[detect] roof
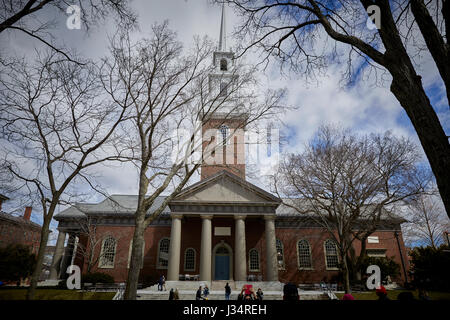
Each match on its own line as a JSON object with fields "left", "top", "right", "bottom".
{"left": 173, "top": 170, "right": 281, "bottom": 203}
{"left": 276, "top": 198, "right": 406, "bottom": 222}
{"left": 54, "top": 195, "right": 170, "bottom": 220}
{"left": 0, "top": 211, "right": 42, "bottom": 230}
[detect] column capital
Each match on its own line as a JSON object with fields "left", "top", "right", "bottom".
{"left": 200, "top": 214, "right": 213, "bottom": 220}
{"left": 171, "top": 213, "right": 184, "bottom": 219}
{"left": 234, "top": 215, "right": 246, "bottom": 220}
{"left": 263, "top": 215, "right": 277, "bottom": 221}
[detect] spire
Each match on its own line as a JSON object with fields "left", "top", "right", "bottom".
{"left": 218, "top": 2, "right": 226, "bottom": 51}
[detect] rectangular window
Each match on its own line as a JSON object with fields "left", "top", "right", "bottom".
{"left": 368, "top": 236, "right": 379, "bottom": 244}
{"left": 367, "top": 249, "right": 386, "bottom": 258}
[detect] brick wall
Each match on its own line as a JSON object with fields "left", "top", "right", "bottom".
{"left": 76, "top": 218, "right": 410, "bottom": 285}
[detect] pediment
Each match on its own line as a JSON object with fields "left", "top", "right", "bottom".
{"left": 173, "top": 170, "right": 280, "bottom": 204}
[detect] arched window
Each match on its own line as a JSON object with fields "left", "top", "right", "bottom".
{"left": 157, "top": 238, "right": 170, "bottom": 269}
{"left": 248, "top": 249, "right": 260, "bottom": 272}
{"left": 184, "top": 248, "right": 196, "bottom": 271}
{"left": 276, "top": 239, "right": 285, "bottom": 269}
{"left": 297, "top": 239, "right": 312, "bottom": 269}
{"left": 219, "top": 125, "right": 229, "bottom": 145}
{"left": 128, "top": 239, "right": 145, "bottom": 269}
{"left": 220, "top": 58, "right": 228, "bottom": 71}
{"left": 99, "top": 236, "right": 117, "bottom": 268}
{"left": 324, "top": 239, "right": 339, "bottom": 270}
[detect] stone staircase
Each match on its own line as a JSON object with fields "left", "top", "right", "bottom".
{"left": 136, "top": 280, "right": 330, "bottom": 300}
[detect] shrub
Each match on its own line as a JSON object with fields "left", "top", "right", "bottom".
{"left": 358, "top": 256, "right": 401, "bottom": 283}
{"left": 0, "top": 244, "right": 36, "bottom": 282}
{"left": 82, "top": 272, "right": 114, "bottom": 284}
{"left": 410, "top": 245, "right": 450, "bottom": 291}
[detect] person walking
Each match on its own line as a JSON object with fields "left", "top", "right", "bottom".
{"left": 225, "top": 282, "right": 231, "bottom": 300}
{"left": 162, "top": 275, "right": 167, "bottom": 291}
{"left": 203, "top": 285, "right": 210, "bottom": 299}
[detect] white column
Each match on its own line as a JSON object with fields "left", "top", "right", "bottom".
{"left": 200, "top": 215, "right": 213, "bottom": 282}
{"left": 49, "top": 230, "right": 66, "bottom": 280}
{"left": 234, "top": 215, "right": 247, "bottom": 281}
{"left": 167, "top": 214, "right": 183, "bottom": 281}
{"left": 264, "top": 215, "right": 278, "bottom": 281}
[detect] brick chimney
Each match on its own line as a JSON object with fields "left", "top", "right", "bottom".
{"left": 24, "top": 206, "right": 32, "bottom": 220}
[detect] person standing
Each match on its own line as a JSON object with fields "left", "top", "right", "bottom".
{"left": 196, "top": 286, "right": 203, "bottom": 300}
{"left": 174, "top": 288, "right": 180, "bottom": 300}
{"left": 203, "top": 285, "right": 210, "bottom": 299}
{"left": 169, "top": 288, "right": 174, "bottom": 300}
{"left": 158, "top": 275, "right": 164, "bottom": 291}
{"left": 256, "top": 288, "right": 264, "bottom": 300}
{"left": 162, "top": 275, "right": 167, "bottom": 291}
{"left": 225, "top": 282, "right": 231, "bottom": 300}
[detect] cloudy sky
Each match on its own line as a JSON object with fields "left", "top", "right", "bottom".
{"left": 1, "top": 0, "right": 448, "bottom": 238}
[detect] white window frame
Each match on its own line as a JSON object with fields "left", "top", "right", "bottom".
{"left": 276, "top": 239, "right": 285, "bottom": 270}
{"left": 297, "top": 239, "right": 313, "bottom": 270}
{"left": 366, "top": 249, "right": 387, "bottom": 258}
{"left": 99, "top": 236, "right": 117, "bottom": 269}
{"left": 324, "top": 239, "right": 340, "bottom": 270}
{"left": 157, "top": 237, "right": 170, "bottom": 269}
{"left": 184, "top": 248, "right": 196, "bottom": 272}
{"left": 248, "top": 248, "right": 260, "bottom": 272}
{"left": 367, "top": 236, "right": 380, "bottom": 244}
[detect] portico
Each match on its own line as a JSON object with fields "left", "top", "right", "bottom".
{"left": 166, "top": 170, "right": 281, "bottom": 283}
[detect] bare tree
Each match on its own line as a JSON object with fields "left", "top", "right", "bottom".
{"left": 69, "top": 215, "right": 130, "bottom": 275}
{"left": 100, "top": 22, "right": 286, "bottom": 299}
{"left": 0, "top": 0, "right": 136, "bottom": 63}
{"left": 403, "top": 190, "right": 450, "bottom": 249}
{"left": 0, "top": 51, "right": 129, "bottom": 299}
{"left": 273, "top": 125, "right": 426, "bottom": 293}
{"left": 218, "top": 0, "right": 450, "bottom": 219}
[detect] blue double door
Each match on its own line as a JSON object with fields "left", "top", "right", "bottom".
{"left": 214, "top": 255, "right": 230, "bottom": 280}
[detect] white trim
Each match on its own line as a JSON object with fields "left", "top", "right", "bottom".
{"left": 156, "top": 237, "right": 170, "bottom": 269}
{"left": 248, "top": 248, "right": 260, "bottom": 272}
{"left": 184, "top": 247, "right": 196, "bottom": 272}
{"left": 276, "top": 238, "right": 285, "bottom": 270}
{"left": 297, "top": 239, "right": 313, "bottom": 270}
{"left": 99, "top": 236, "right": 117, "bottom": 269}
{"left": 324, "top": 239, "right": 339, "bottom": 270}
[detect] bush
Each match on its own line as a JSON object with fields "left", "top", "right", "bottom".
{"left": 82, "top": 272, "right": 114, "bottom": 284}
{"left": 358, "top": 256, "right": 401, "bottom": 283}
{"left": 410, "top": 245, "right": 450, "bottom": 291}
{"left": 0, "top": 244, "right": 36, "bottom": 282}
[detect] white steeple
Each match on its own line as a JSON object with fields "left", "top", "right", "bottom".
{"left": 218, "top": 2, "right": 227, "bottom": 52}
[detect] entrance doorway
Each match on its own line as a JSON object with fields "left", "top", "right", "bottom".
{"left": 212, "top": 242, "right": 233, "bottom": 280}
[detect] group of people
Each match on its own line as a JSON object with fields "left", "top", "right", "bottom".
{"left": 194, "top": 283, "right": 264, "bottom": 300}
{"left": 236, "top": 284, "right": 264, "bottom": 301}
{"left": 196, "top": 285, "right": 210, "bottom": 300}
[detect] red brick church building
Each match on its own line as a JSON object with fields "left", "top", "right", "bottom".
{"left": 50, "top": 6, "right": 409, "bottom": 288}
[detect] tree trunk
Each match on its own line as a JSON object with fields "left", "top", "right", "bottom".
{"left": 124, "top": 217, "right": 146, "bottom": 300}
{"left": 342, "top": 252, "right": 351, "bottom": 294}
{"left": 26, "top": 213, "right": 52, "bottom": 300}
{"left": 388, "top": 65, "right": 450, "bottom": 218}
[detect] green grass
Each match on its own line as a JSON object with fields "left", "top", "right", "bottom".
{"left": 335, "top": 290, "right": 450, "bottom": 300}
{"left": 0, "top": 289, "right": 115, "bottom": 300}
